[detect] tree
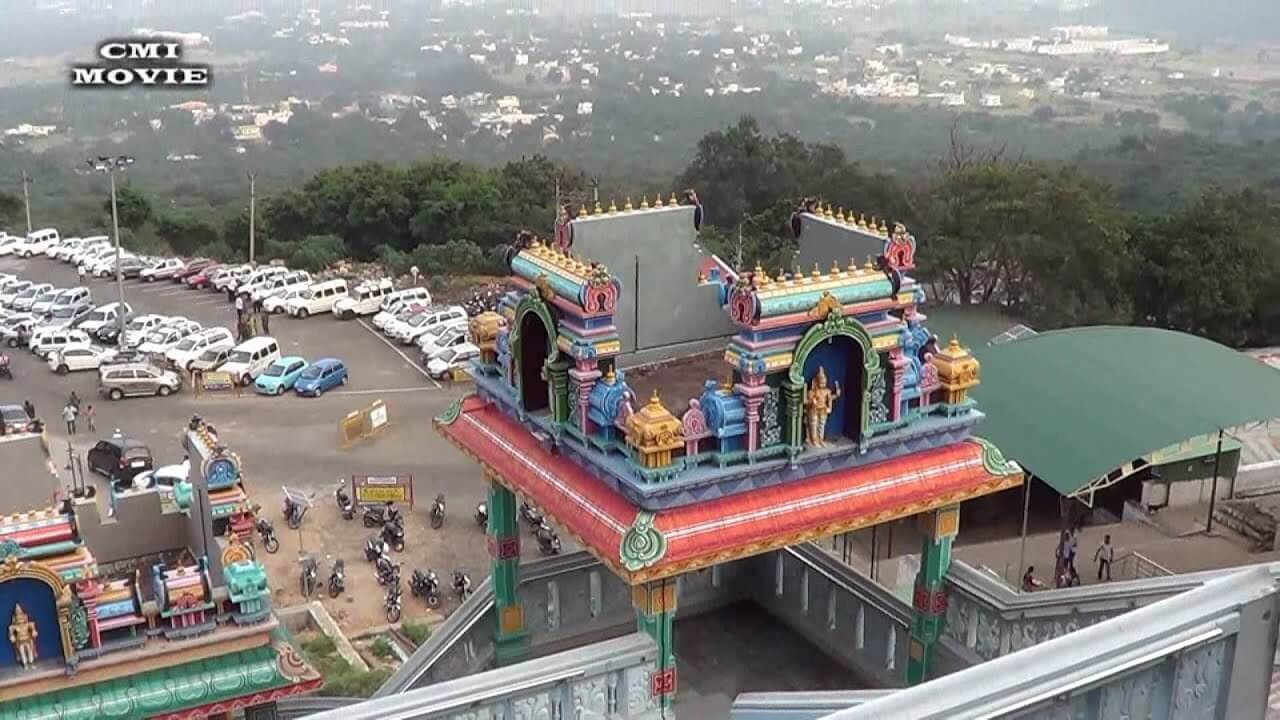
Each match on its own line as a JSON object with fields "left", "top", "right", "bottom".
{"left": 105, "top": 183, "right": 152, "bottom": 230}
{"left": 0, "top": 190, "right": 20, "bottom": 224}
{"left": 289, "top": 234, "right": 346, "bottom": 272}
{"left": 155, "top": 210, "right": 220, "bottom": 256}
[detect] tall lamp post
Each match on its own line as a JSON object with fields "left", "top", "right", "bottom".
{"left": 88, "top": 156, "right": 134, "bottom": 332}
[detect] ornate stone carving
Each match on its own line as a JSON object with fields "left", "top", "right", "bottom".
{"left": 512, "top": 690, "right": 553, "bottom": 720}
{"left": 627, "top": 667, "right": 657, "bottom": 714}
{"left": 868, "top": 368, "right": 888, "bottom": 425}
{"left": 69, "top": 596, "right": 89, "bottom": 650}
{"left": 761, "top": 387, "right": 781, "bottom": 446}
{"left": 436, "top": 396, "right": 467, "bottom": 426}
{"left": 1172, "top": 640, "right": 1226, "bottom": 719}
{"left": 804, "top": 367, "right": 842, "bottom": 448}
{"left": 619, "top": 512, "right": 667, "bottom": 572}
{"left": 1101, "top": 672, "right": 1153, "bottom": 720}
{"left": 971, "top": 436, "right": 1021, "bottom": 477}
{"left": 571, "top": 675, "right": 609, "bottom": 719}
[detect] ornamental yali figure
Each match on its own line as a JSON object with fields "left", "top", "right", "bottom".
{"left": 8, "top": 604, "right": 38, "bottom": 668}
{"left": 804, "top": 366, "right": 842, "bottom": 448}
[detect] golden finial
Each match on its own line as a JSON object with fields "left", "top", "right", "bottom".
{"left": 832, "top": 260, "right": 841, "bottom": 274}
{"left": 641, "top": 195, "right": 650, "bottom": 209}
{"left": 848, "top": 257, "right": 857, "bottom": 271}
{"left": 837, "top": 207, "right": 847, "bottom": 223}
{"left": 812, "top": 263, "right": 821, "bottom": 278}
{"left": 608, "top": 199, "right": 618, "bottom": 214}
{"left": 858, "top": 214, "right": 867, "bottom": 228}
{"left": 794, "top": 265, "right": 802, "bottom": 279}
{"left": 624, "top": 197, "right": 633, "bottom": 211}
{"left": 878, "top": 220, "right": 889, "bottom": 235}
{"left": 777, "top": 268, "right": 787, "bottom": 282}
{"left": 655, "top": 194, "right": 664, "bottom": 208}
{"left": 670, "top": 192, "right": 679, "bottom": 205}
{"left": 864, "top": 255, "right": 876, "bottom": 270}
{"left": 594, "top": 200, "right": 603, "bottom": 215}
{"left": 580, "top": 203, "right": 589, "bottom": 218}
{"left": 719, "top": 373, "right": 734, "bottom": 392}
{"left": 649, "top": 388, "right": 662, "bottom": 405}
{"left": 760, "top": 270, "right": 773, "bottom": 287}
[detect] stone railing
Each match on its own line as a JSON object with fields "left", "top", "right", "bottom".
{"left": 730, "top": 690, "right": 896, "bottom": 720}
{"left": 310, "top": 633, "right": 663, "bottom": 720}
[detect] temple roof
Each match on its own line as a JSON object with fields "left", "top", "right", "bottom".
{"left": 437, "top": 395, "right": 1022, "bottom": 584}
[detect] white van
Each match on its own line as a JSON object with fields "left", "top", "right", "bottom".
{"left": 29, "top": 327, "right": 91, "bottom": 358}
{"left": 165, "top": 326, "right": 235, "bottom": 370}
{"left": 220, "top": 336, "right": 282, "bottom": 385}
{"left": 285, "top": 279, "right": 348, "bottom": 318}
{"left": 48, "top": 287, "right": 92, "bottom": 314}
{"left": 238, "top": 266, "right": 287, "bottom": 294}
{"left": 333, "top": 278, "right": 394, "bottom": 319}
{"left": 77, "top": 302, "right": 132, "bottom": 334}
{"left": 393, "top": 305, "right": 468, "bottom": 345}
{"left": 371, "top": 290, "right": 432, "bottom": 330}
{"left": 43, "top": 235, "right": 75, "bottom": 257}
{"left": 17, "top": 228, "right": 59, "bottom": 257}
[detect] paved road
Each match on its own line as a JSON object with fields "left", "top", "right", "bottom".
{"left": 0, "top": 254, "right": 515, "bottom": 631}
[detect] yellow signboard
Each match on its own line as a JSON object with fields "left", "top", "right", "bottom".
{"left": 352, "top": 474, "right": 414, "bottom": 508}
{"left": 200, "top": 371, "right": 236, "bottom": 391}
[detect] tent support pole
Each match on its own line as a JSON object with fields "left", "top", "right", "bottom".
{"left": 1206, "top": 428, "right": 1224, "bottom": 533}
{"left": 1017, "top": 476, "right": 1031, "bottom": 591}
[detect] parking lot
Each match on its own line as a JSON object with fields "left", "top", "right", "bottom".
{"left": 0, "top": 253, "right": 544, "bottom": 632}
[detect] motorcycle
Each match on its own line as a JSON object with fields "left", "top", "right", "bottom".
{"left": 300, "top": 556, "right": 318, "bottom": 598}
{"left": 474, "top": 502, "right": 487, "bottom": 529}
{"left": 255, "top": 518, "right": 279, "bottom": 554}
{"left": 520, "top": 502, "right": 543, "bottom": 527}
{"left": 335, "top": 482, "right": 354, "bottom": 521}
{"left": 376, "top": 558, "right": 401, "bottom": 587}
{"left": 281, "top": 486, "right": 314, "bottom": 530}
{"left": 363, "top": 501, "right": 400, "bottom": 528}
{"left": 410, "top": 568, "right": 442, "bottom": 608}
{"left": 328, "top": 559, "right": 345, "bottom": 598}
{"left": 0, "top": 353, "right": 11, "bottom": 381}
{"left": 431, "top": 493, "right": 446, "bottom": 530}
{"left": 452, "top": 570, "right": 472, "bottom": 601}
{"left": 364, "top": 536, "right": 389, "bottom": 562}
{"left": 381, "top": 519, "right": 406, "bottom": 552}
{"left": 384, "top": 582, "right": 403, "bottom": 623}
{"left": 535, "top": 522, "right": 562, "bottom": 556}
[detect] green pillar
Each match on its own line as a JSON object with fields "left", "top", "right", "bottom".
{"left": 783, "top": 381, "right": 804, "bottom": 452}
{"left": 546, "top": 357, "right": 571, "bottom": 424}
{"left": 906, "top": 505, "right": 959, "bottom": 686}
{"left": 634, "top": 580, "right": 678, "bottom": 710}
{"left": 486, "top": 476, "right": 529, "bottom": 665}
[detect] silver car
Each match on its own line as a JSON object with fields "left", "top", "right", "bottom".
{"left": 98, "top": 362, "right": 182, "bottom": 400}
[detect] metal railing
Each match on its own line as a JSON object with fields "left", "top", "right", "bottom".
{"left": 1112, "top": 550, "right": 1174, "bottom": 580}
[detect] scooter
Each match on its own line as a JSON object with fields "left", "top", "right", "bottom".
{"left": 474, "top": 502, "right": 487, "bottom": 529}
{"left": 431, "top": 493, "right": 446, "bottom": 530}
{"left": 328, "top": 559, "right": 345, "bottom": 598}
{"left": 300, "top": 556, "right": 318, "bottom": 598}
{"left": 452, "top": 570, "right": 472, "bottom": 601}
{"left": 535, "top": 522, "right": 562, "bottom": 556}
{"left": 281, "top": 487, "right": 314, "bottom": 530}
{"left": 363, "top": 502, "right": 400, "bottom": 528}
{"left": 384, "top": 582, "right": 403, "bottom": 623}
{"left": 365, "top": 536, "right": 389, "bottom": 562}
{"left": 381, "top": 519, "right": 406, "bottom": 552}
{"left": 255, "top": 518, "right": 279, "bottom": 554}
{"left": 335, "top": 482, "right": 354, "bottom": 521}
{"left": 376, "top": 558, "right": 401, "bottom": 587}
{"left": 410, "top": 568, "right": 442, "bottom": 608}
{"left": 520, "top": 502, "right": 543, "bottom": 527}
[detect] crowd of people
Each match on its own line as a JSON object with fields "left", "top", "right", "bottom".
{"left": 1022, "top": 528, "right": 1114, "bottom": 591}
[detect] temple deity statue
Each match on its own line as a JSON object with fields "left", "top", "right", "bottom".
{"left": 8, "top": 604, "right": 37, "bottom": 668}
{"left": 804, "top": 367, "right": 842, "bottom": 448}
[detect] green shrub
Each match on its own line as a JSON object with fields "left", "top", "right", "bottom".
{"left": 290, "top": 234, "right": 346, "bottom": 272}
{"left": 401, "top": 621, "right": 431, "bottom": 647}
{"left": 301, "top": 634, "right": 337, "bottom": 657}
{"left": 300, "top": 633, "right": 392, "bottom": 698}
{"left": 369, "top": 636, "right": 395, "bottom": 659}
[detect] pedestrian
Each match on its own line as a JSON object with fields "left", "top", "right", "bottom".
{"left": 68, "top": 391, "right": 81, "bottom": 411}
{"left": 1094, "top": 534, "right": 1114, "bottom": 581}
{"left": 22, "top": 399, "right": 35, "bottom": 420}
{"left": 77, "top": 263, "right": 86, "bottom": 285}
{"left": 253, "top": 296, "right": 264, "bottom": 314}
{"left": 234, "top": 294, "right": 245, "bottom": 317}
{"left": 85, "top": 404, "right": 96, "bottom": 432}
{"left": 226, "top": 286, "right": 235, "bottom": 303}
{"left": 61, "top": 403, "right": 77, "bottom": 436}
{"left": 260, "top": 309, "right": 270, "bottom": 335}
{"left": 1021, "top": 565, "right": 1043, "bottom": 592}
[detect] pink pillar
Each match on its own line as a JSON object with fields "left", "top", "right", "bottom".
{"left": 889, "top": 349, "right": 907, "bottom": 422}
{"left": 736, "top": 378, "right": 770, "bottom": 454}
{"left": 570, "top": 362, "right": 601, "bottom": 437}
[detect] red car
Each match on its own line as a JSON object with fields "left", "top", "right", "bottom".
{"left": 173, "top": 258, "right": 214, "bottom": 283}
{"left": 184, "top": 263, "right": 222, "bottom": 289}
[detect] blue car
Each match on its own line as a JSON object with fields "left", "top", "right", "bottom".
{"left": 254, "top": 356, "right": 309, "bottom": 395}
{"left": 294, "top": 358, "right": 348, "bottom": 397}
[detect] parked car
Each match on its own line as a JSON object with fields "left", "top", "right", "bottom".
{"left": 173, "top": 258, "right": 214, "bottom": 283}
{"left": 237, "top": 265, "right": 287, "bottom": 295}
{"left": 213, "top": 264, "right": 253, "bottom": 292}
{"left": 86, "top": 436, "right": 153, "bottom": 483}
{"left": 294, "top": 358, "right": 348, "bottom": 397}
{"left": 263, "top": 285, "right": 308, "bottom": 314}
{"left": 29, "top": 328, "right": 92, "bottom": 358}
{"left": 117, "top": 256, "right": 150, "bottom": 279}
{"left": 250, "top": 270, "right": 311, "bottom": 304}
{"left": 49, "top": 344, "right": 112, "bottom": 374}
{"left": 136, "top": 326, "right": 194, "bottom": 355}
{"left": 48, "top": 287, "right": 92, "bottom": 314}
{"left": 418, "top": 324, "right": 472, "bottom": 361}
{"left": 140, "top": 257, "right": 185, "bottom": 281}
{"left": 100, "top": 348, "right": 151, "bottom": 368}
{"left": 38, "top": 302, "right": 93, "bottom": 330}
{"left": 119, "top": 314, "right": 167, "bottom": 348}
{"left": 11, "top": 283, "right": 54, "bottom": 312}
{"left": 0, "top": 315, "right": 36, "bottom": 347}
{"left": 0, "top": 236, "right": 21, "bottom": 257}
{"left": 394, "top": 306, "right": 468, "bottom": 346}
{"left": 286, "top": 279, "right": 348, "bottom": 318}
{"left": 29, "top": 288, "right": 66, "bottom": 317}
{"left": 372, "top": 297, "right": 430, "bottom": 330}
{"left": 188, "top": 346, "right": 232, "bottom": 373}
{"left": 0, "top": 280, "right": 33, "bottom": 306}
{"left": 78, "top": 302, "right": 132, "bottom": 336}
{"left": 253, "top": 356, "right": 309, "bottom": 395}
{"left": 333, "top": 278, "right": 395, "bottom": 319}
{"left": 184, "top": 263, "right": 222, "bottom": 289}
{"left": 98, "top": 362, "right": 182, "bottom": 400}
{"left": 0, "top": 404, "right": 36, "bottom": 434}
{"left": 15, "top": 228, "right": 59, "bottom": 257}
{"left": 426, "top": 342, "right": 481, "bottom": 380}
{"left": 165, "top": 327, "right": 234, "bottom": 370}
{"left": 220, "top": 336, "right": 281, "bottom": 385}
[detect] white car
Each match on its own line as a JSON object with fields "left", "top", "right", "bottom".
{"left": 237, "top": 265, "right": 287, "bottom": 294}
{"left": 372, "top": 299, "right": 427, "bottom": 331}
{"left": 37, "top": 303, "right": 93, "bottom": 331}
{"left": 11, "top": 284, "right": 54, "bottom": 312}
{"left": 158, "top": 317, "right": 202, "bottom": 337}
{"left": 29, "top": 328, "right": 91, "bottom": 358}
{"left": 139, "top": 257, "right": 184, "bottom": 281}
{"left": 213, "top": 265, "right": 254, "bottom": 292}
{"left": 15, "top": 229, "right": 58, "bottom": 257}
{"left": 70, "top": 242, "right": 112, "bottom": 266}
{"left": 263, "top": 286, "right": 306, "bottom": 314}
{"left": 393, "top": 306, "right": 468, "bottom": 345}
{"left": 417, "top": 324, "right": 471, "bottom": 359}
{"left": 0, "top": 235, "right": 22, "bottom": 256}
{"left": 333, "top": 278, "right": 395, "bottom": 319}
{"left": 137, "top": 327, "right": 193, "bottom": 355}
{"left": 119, "top": 314, "right": 168, "bottom": 348}
{"left": 29, "top": 288, "right": 66, "bottom": 317}
{"left": 250, "top": 270, "right": 311, "bottom": 304}
{"left": 77, "top": 302, "right": 132, "bottom": 335}
{"left": 0, "top": 280, "right": 33, "bottom": 305}
{"left": 426, "top": 343, "right": 481, "bottom": 379}
{"left": 48, "top": 344, "right": 112, "bottom": 374}
{"left": 165, "top": 327, "right": 235, "bottom": 370}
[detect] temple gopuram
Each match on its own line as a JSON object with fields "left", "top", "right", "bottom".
{"left": 0, "top": 420, "right": 317, "bottom": 719}
{"left": 436, "top": 195, "right": 1024, "bottom": 709}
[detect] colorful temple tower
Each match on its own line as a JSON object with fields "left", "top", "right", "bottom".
{"left": 437, "top": 198, "right": 1023, "bottom": 708}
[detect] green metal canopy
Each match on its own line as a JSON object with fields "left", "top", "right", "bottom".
{"left": 969, "top": 326, "right": 1280, "bottom": 496}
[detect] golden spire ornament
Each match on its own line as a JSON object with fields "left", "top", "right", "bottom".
{"left": 594, "top": 200, "right": 603, "bottom": 215}
{"left": 670, "top": 192, "right": 679, "bottom": 205}
{"left": 640, "top": 195, "right": 650, "bottom": 209}
{"left": 608, "top": 199, "right": 618, "bottom": 213}
{"left": 655, "top": 194, "right": 664, "bottom": 208}
{"left": 580, "top": 203, "right": 589, "bottom": 217}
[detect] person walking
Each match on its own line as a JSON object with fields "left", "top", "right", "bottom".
{"left": 68, "top": 390, "right": 81, "bottom": 411}
{"left": 260, "top": 309, "right": 270, "bottom": 335}
{"left": 84, "top": 404, "right": 96, "bottom": 433}
{"left": 1094, "top": 534, "right": 1114, "bottom": 581}
{"left": 61, "top": 403, "right": 77, "bottom": 436}
{"left": 234, "top": 293, "right": 245, "bottom": 318}
{"left": 77, "top": 263, "right": 86, "bottom": 285}
{"left": 22, "top": 399, "right": 35, "bottom": 421}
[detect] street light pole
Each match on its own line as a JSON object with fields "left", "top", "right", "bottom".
{"left": 247, "top": 172, "right": 256, "bottom": 264}
{"left": 90, "top": 156, "right": 133, "bottom": 332}
{"left": 21, "top": 171, "right": 32, "bottom": 234}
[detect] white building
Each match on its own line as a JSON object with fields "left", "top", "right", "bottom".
{"left": 980, "top": 93, "right": 1002, "bottom": 108}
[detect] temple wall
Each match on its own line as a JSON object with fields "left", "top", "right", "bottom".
{"left": 794, "top": 214, "right": 886, "bottom": 275}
